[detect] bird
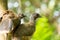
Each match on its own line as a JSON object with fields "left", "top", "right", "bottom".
{"left": 0, "top": 10, "right": 26, "bottom": 40}
{"left": 0, "top": 10, "right": 25, "bottom": 31}
{"left": 12, "top": 13, "right": 41, "bottom": 40}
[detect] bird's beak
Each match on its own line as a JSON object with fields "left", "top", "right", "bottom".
{"left": 37, "top": 14, "right": 42, "bottom": 18}
{"left": 21, "top": 14, "right": 26, "bottom": 18}
{"left": 22, "top": 14, "right": 26, "bottom": 18}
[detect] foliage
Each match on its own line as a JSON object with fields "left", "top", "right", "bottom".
{"left": 31, "top": 17, "right": 55, "bottom": 40}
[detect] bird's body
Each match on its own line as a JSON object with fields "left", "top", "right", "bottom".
{"left": 13, "top": 22, "right": 35, "bottom": 37}
{"left": 12, "top": 13, "right": 41, "bottom": 40}
{"left": 0, "top": 10, "right": 26, "bottom": 40}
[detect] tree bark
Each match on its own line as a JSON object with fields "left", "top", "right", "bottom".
{"left": 0, "top": 0, "right": 8, "bottom": 40}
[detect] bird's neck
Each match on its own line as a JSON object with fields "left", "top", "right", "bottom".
{"left": 29, "top": 16, "right": 36, "bottom": 25}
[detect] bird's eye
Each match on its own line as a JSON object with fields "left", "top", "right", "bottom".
{"left": 0, "top": 17, "right": 2, "bottom": 22}
{"left": 0, "top": 17, "right": 3, "bottom": 20}
{"left": 6, "top": 10, "right": 9, "bottom": 13}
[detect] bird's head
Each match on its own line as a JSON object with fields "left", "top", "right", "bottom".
{"left": 18, "top": 13, "right": 26, "bottom": 19}
{"left": 32, "top": 13, "right": 41, "bottom": 20}
{"left": 2, "top": 10, "right": 16, "bottom": 19}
